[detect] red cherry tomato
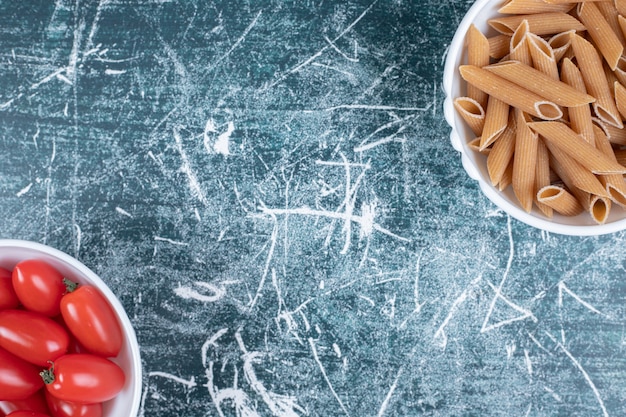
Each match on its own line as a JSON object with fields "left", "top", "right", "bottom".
{"left": 0, "top": 347, "right": 44, "bottom": 401}
{"left": 0, "top": 310, "right": 69, "bottom": 367}
{"left": 12, "top": 261, "right": 66, "bottom": 317}
{"left": 44, "top": 391, "right": 102, "bottom": 417}
{"left": 60, "top": 286, "right": 123, "bottom": 358}
{"left": 41, "top": 354, "right": 125, "bottom": 404}
{"left": 0, "top": 268, "right": 19, "bottom": 310}
{"left": 6, "top": 412, "right": 51, "bottom": 417}
{"left": 0, "top": 390, "right": 49, "bottom": 415}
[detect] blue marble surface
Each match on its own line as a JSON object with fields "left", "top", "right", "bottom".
{"left": 1, "top": 0, "right": 625, "bottom": 416}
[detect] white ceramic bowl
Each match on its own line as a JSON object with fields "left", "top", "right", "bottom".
{"left": 0, "top": 239, "right": 142, "bottom": 417}
{"left": 442, "top": 0, "right": 626, "bottom": 236}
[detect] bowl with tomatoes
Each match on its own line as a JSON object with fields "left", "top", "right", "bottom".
{"left": 0, "top": 239, "right": 142, "bottom": 417}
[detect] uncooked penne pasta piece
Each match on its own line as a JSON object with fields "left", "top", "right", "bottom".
{"left": 510, "top": 20, "right": 532, "bottom": 64}
{"left": 571, "top": 33, "right": 623, "bottom": 128}
{"left": 577, "top": 2, "right": 623, "bottom": 70}
{"left": 467, "top": 24, "right": 490, "bottom": 109}
{"left": 614, "top": 81, "right": 626, "bottom": 120}
{"left": 459, "top": 65, "right": 563, "bottom": 120}
{"left": 498, "top": 160, "right": 514, "bottom": 191}
{"left": 512, "top": 109, "right": 538, "bottom": 212}
{"left": 537, "top": 185, "right": 584, "bottom": 216}
{"left": 614, "top": 148, "right": 626, "bottom": 165}
{"left": 548, "top": 148, "right": 591, "bottom": 210}
{"left": 617, "top": 0, "right": 626, "bottom": 16}
{"left": 548, "top": 30, "right": 575, "bottom": 62}
{"left": 468, "top": 137, "right": 491, "bottom": 154}
{"left": 560, "top": 58, "right": 595, "bottom": 144}
{"left": 545, "top": 141, "right": 609, "bottom": 198}
{"left": 484, "top": 60, "right": 595, "bottom": 107}
{"left": 527, "top": 33, "right": 559, "bottom": 80}
{"left": 593, "top": 124, "right": 626, "bottom": 207}
{"left": 612, "top": 55, "right": 626, "bottom": 87}
{"left": 499, "top": 0, "right": 575, "bottom": 14}
{"left": 487, "top": 121, "right": 516, "bottom": 186}
{"left": 488, "top": 34, "right": 511, "bottom": 59}
{"left": 589, "top": 194, "right": 611, "bottom": 224}
{"left": 488, "top": 13, "right": 585, "bottom": 36}
{"left": 534, "top": 138, "right": 553, "bottom": 217}
{"left": 601, "top": 120, "right": 626, "bottom": 145}
{"left": 595, "top": 1, "right": 626, "bottom": 46}
{"left": 528, "top": 121, "right": 626, "bottom": 174}
{"left": 454, "top": 97, "right": 485, "bottom": 136}
{"left": 480, "top": 96, "right": 509, "bottom": 150}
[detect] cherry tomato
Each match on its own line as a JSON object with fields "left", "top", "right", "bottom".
{"left": 41, "top": 354, "right": 125, "bottom": 404}
{"left": 60, "top": 286, "right": 122, "bottom": 358}
{"left": 0, "top": 267, "right": 19, "bottom": 310}
{"left": 0, "top": 310, "right": 69, "bottom": 367}
{"left": 6, "top": 412, "right": 51, "bottom": 417}
{"left": 0, "top": 347, "right": 44, "bottom": 400}
{"left": 12, "top": 261, "right": 66, "bottom": 317}
{"left": 0, "top": 390, "right": 49, "bottom": 415}
{"left": 44, "top": 391, "right": 102, "bottom": 417}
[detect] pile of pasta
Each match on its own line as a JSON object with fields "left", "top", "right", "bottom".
{"left": 454, "top": 0, "right": 626, "bottom": 224}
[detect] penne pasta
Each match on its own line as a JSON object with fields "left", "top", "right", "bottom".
{"left": 612, "top": 56, "right": 626, "bottom": 87}
{"left": 547, "top": 147, "right": 592, "bottom": 211}
{"left": 498, "top": 0, "right": 576, "bottom": 14}
{"left": 601, "top": 120, "right": 626, "bottom": 145}
{"left": 589, "top": 194, "right": 611, "bottom": 224}
{"left": 498, "top": 160, "right": 515, "bottom": 191}
{"left": 527, "top": 33, "right": 559, "bottom": 79}
{"left": 546, "top": 141, "right": 610, "bottom": 197}
{"left": 577, "top": 2, "right": 623, "bottom": 70}
{"left": 487, "top": 121, "right": 516, "bottom": 186}
{"left": 480, "top": 96, "right": 510, "bottom": 150}
{"left": 467, "top": 24, "right": 491, "bottom": 109}
{"left": 512, "top": 109, "right": 538, "bottom": 212}
{"left": 488, "top": 13, "right": 585, "bottom": 36}
{"left": 614, "top": 148, "right": 626, "bottom": 166}
{"left": 459, "top": 65, "right": 563, "bottom": 120}
{"left": 595, "top": 1, "right": 626, "bottom": 46}
{"left": 454, "top": 3, "right": 626, "bottom": 223}
{"left": 528, "top": 121, "right": 626, "bottom": 174}
{"left": 488, "top": 34, "right": 512, "bottom": 59}
{"left": 534, "top": 138, "right": 553, "bottom": 217}
{"left": 570, "top": 33, "right": 623, "bottom": 128}
{"left": 593, "top": 124, "right": 626, "bottom": 207}
{"left": 484, "top": 60, "right": 595, "bottom": 107}
{"left": 509, "top": 20, "right": 532, "bottom": 64}
{"left": 454, "top": 97, "right": 485, "bottom": 136}
{"left": 560, "top": 58, "right": 595, "bottom": 144}
{"left": 614, "top": 81, "right": 626, "bottom": 121}
{"left": 537, "top": 185, "right": 584, "bottom": 216}
{"left": 548, "top": 30, "right": 575, "bottom": 62}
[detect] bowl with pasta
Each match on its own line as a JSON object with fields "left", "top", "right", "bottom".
{"left": 443, "top": 0, "right": 626, "bottom": 235}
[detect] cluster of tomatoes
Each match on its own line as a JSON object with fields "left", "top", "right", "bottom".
{"left": 0, "top": 259, "right": 126, "bottom": 417}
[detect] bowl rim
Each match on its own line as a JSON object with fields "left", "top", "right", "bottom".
{"left": 442, "top": 0, "right": 626, "bottom": 236}
{"left": 0, "top": 239, "right": 143, "bottom": 416}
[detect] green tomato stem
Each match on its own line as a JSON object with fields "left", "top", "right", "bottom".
{"left": 40, "top": 361, "right": 55, "bottom": 385}
{"left": 63, "top": 277, "right": 79, "bottom": 293}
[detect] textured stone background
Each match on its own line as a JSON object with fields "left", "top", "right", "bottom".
{"left": 0, "top": 0, "right": 625, "bottom": 416}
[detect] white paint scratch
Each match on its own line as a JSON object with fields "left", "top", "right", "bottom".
{"left": 309, "top": 337, "right": 351, "bottom": 416}
{"left": 174, "top": 281, "right": 226, "bottom": 303}
{"left": 16, "top": 183, "right": 33, "bottom": 197}
{"left": 148, "top": 371, "right": 197, "bottom": 388}
{"left": 558, "top": 342, "right": 609, "bottom": 417}
{"left": 173, "top": 127, "right": 210, "bottom": 207}
{"left": 154, "top": 236, "right": 188, "bottom": 246}
{"left": 115, "top": 207, "right": 133, "bottom": 217}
